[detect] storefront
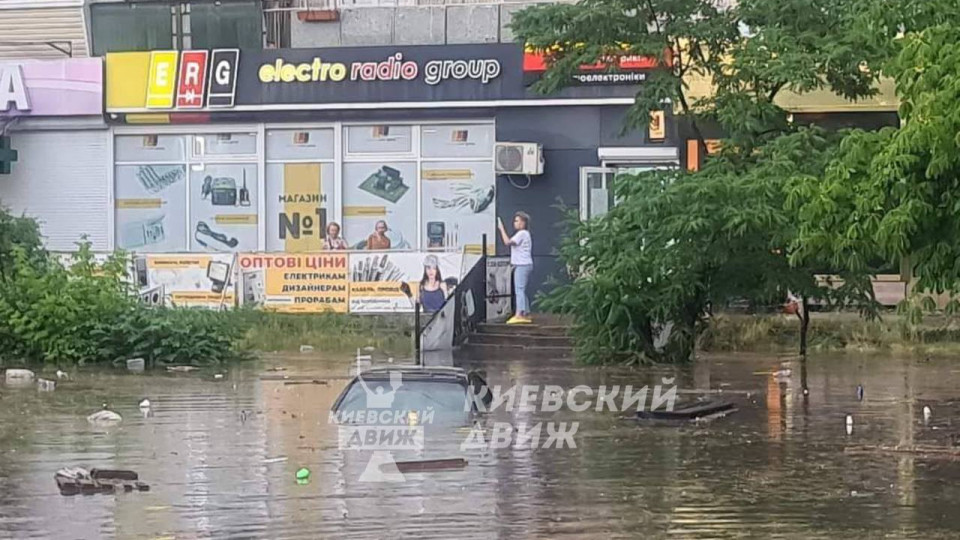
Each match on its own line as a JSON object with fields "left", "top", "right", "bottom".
{"left": 103, "top": 43, "right": 680, "bottom": 310}
{"left": 0, "top": 57, "right": 108, "bottom": 251}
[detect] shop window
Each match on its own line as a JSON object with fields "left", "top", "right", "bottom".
{"left": 193, "top": 132, "right": 258, "bottom": 158}
{"left": 115, "top": 164, "right": 188, "bottom": 252}
{"left": 342, "top": 161, "right": 417, "bottom": 250}
{"left": 420, "top": 161, "right": 495, "bottom": 252}
{"left": 188, "top": 163, "right": 258, "bottom": 252}
{"left": 114, "top": 134, "right": 189, "bottom": 252}
{"left": 421, "top": 124, "right": 495, "bottom": 159}
{"left": 345, "top": 125, "right": 413, "bottom": 155}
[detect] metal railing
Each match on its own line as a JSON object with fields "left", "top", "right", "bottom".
{"left": 415, "top": 235, "right": 500, "bottom": 361}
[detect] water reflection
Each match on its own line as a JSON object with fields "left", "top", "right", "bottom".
{"left": 2, "top": 351, "right": 960, "bottom": 537}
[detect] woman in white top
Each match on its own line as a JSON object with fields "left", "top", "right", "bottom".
{"left": 498, "top": 212, "right": 533, "bottom": 324}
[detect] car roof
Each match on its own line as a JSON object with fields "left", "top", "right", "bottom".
{"left": 357, "top": 365, "right": 468, "bottom": 380}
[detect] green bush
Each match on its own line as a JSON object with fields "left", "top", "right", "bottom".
{"left": 0, "top": 208, "right": 250, "bottom": 366}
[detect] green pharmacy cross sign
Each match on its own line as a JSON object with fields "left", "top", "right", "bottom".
{"left": 0, "top": 136, "right": 17, "bottom": 175}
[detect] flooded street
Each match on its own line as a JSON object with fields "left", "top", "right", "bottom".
{"left": 3, "top": 351, "right": 960, "bottom": 538}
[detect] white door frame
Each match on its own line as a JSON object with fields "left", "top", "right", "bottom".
{"left": 579, "top": 166, "right": 616, "bottom": 221}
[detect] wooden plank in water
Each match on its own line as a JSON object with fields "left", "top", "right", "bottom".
{"left": 636, "top": 401, "right": 736, "bottom": 421}
{"left": 394, "top": 458, "right": 468, "bottom": 473}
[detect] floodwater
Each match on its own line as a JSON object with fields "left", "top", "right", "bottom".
{"left": 3, "top": 350, "right": 960, "bottom": 539}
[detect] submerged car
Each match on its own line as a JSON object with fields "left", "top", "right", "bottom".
{"left": 330, "top": 366, "right": 491, "bottom": 426}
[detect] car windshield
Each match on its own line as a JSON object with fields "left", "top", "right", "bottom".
{"left": 335, "top": 378, "right": 470, "bottom": 425}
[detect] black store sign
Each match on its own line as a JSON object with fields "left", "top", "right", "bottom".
{"left": 235, "top": 43, "right": 526, "bottom": 107}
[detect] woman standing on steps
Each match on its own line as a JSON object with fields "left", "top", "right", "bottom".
{"left": 498, "top": 211, "right": 533, "bottom": 324}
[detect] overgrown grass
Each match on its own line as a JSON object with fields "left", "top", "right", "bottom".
{"left": 700, "top": 312, "right": 960, "bottom": 356}
{"left": 238, "top": 311, "right": 413, "bottom": 354}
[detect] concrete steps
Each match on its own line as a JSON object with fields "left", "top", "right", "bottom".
{"left": 469, "top": 332, "right": 572, "bottom": 348}
{"left": 461, "top": 318, "right": 575, "bottom": 358}
{"left": 476, "top": 323, "right": 570, "bottom": 337}
{"left": 458, "top": 342, "right": 575, "bottom": 359}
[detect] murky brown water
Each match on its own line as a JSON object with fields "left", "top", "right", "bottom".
{"left": 3, "top": 351, "right": 960, "bottom": 539}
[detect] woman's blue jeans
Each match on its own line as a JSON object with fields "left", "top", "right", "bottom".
{"left": 514, "top": 264, "right": 533, "bottom": 315}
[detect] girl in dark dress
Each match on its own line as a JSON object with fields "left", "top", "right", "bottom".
{"left": 419, "top": 255, "right": 449, "bottom": 313}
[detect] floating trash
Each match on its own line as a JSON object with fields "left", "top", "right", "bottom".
{"left": 55, "top": 467, "right": 149, "bottom": 496}
{"left": 296, "top": 467, "right": 311, "bottom": 485}
{"left": 87, "top": 405, "right": 122, "bottom": 425}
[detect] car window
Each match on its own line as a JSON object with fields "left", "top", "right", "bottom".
{"left": 336, "top": 379, "right": 470, "bottom": 425}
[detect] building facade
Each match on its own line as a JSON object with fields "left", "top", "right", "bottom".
{"left": 1, "top": 0, "right": 905, "bottom": 309}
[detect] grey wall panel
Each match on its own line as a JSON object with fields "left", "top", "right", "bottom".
{"left": 0, "top": 129, "right": 110, "bottom": 251}
{"left": 395, "top": 7, "right": 445, "bottom": 45}
{"left": 341, "top": 7, "right": 396, "bottom": 46}
{"left": 290, "top": 17, "right": 342, "bottom": 48}
{"left": 446, "top": 5, "right": 499, "bottom": 44}
{"left": 499, "top": 3, "right": 525, "bottom": 43}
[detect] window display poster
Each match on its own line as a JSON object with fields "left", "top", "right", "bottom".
{"left": 342, "top": 161, "right": 417, "bottom": 251}
{"left": 115, "top": 134, "right": 186, "bottom": 162}
{"left": 266, "top": 128, "right": 335, "bottom": 161}
{"left": 194, "top": 132, "right": 258, "bottom": 157}
{"left": 115, "top": 164, "right": 188, "bottom": 252}
{"left": 345, "top": 125, "right": 413, "bottom": 154}
{"left": 189, "top": 164, "right": 259, "bottom": 252}
{"left": 420, "top": 161, "right": 495, "bottom": 254}
{"left": 420, "top": 124, "right": 494, "bottom": 159}
{"left": 136, "top": 254, "right": 237, "bottom": 308}
{"left": 266, "top": 163, "right": 334, "bottom": 252}
{"left": 238, "top": 253, "right": 349, "bottom": 313}
{"left": 348, "top": 251, "right": 462, "bottom": 313}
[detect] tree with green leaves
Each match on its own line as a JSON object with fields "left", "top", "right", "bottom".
{"left": 512, "top": 0, "right": 886, "bottom": 149}
{"left": 791, "top": 3, "right": 960, "bottom": 323}
{"left": 512, "top": 0, "right": 892, "bottom": 363}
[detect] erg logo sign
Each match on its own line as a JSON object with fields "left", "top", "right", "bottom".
{"left": 145, "top": 49, "right": 239, "bottom": 110}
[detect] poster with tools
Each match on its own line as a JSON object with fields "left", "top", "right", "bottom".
{"left": 342, "top": 159, "right": 418, "bottom": 251}
{"left": 348, "top": 252, "right": 463, "bottom": 313}
{"left": 265, "top": 162, "right": 334, "bottom": 252}
{"left": 420, "top": 161, "right": 495, "bottom": 254}
{"left": 115, "top": 164, "right": 188, "bottom": 252}
{"left": 133, "top": 254, "right": 237, "bottom": 308}
{"left": 237, "top": 253, "right": 349, "bottom": 313}
{"left": 189, "top": 164, "right": 259, "bottom": 252}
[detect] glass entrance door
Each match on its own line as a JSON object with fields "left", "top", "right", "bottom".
{"left": 579, "top": 167, "right": 616, "bottom": 221}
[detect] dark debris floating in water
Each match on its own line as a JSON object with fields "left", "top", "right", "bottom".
{"left": 54, "top": 468, "right": 150, "bottom": 496}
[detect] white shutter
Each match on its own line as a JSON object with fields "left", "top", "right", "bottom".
{"left": 0, "top": 4, "right": 89, "bottom": 60}
{"left": 0, "top": 128, "right": 110, "bottom": 251}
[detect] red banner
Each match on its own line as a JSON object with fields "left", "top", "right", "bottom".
{"left": 522, "top": 50, "right": 662, "bottom": 73}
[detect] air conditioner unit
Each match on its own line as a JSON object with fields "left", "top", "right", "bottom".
{"left": 139, "top": 285, "right": 165, "bottom": 307}
{"left": 495, "top": 142, "right": 543, "bottom": 175}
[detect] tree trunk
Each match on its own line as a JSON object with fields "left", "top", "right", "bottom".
{"left": 798, "top": 296, "right": 810, "bottom": 357}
